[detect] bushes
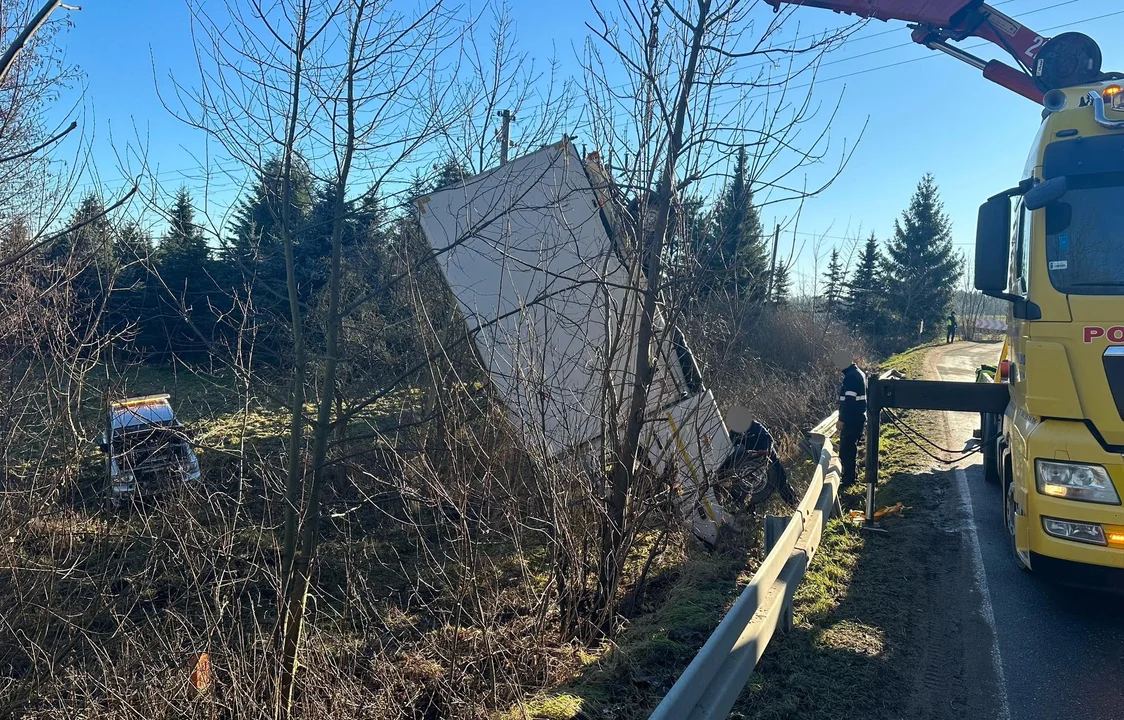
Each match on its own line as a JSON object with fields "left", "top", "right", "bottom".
{"left": 684, "top": 300, "right": 870, "bottom": 454}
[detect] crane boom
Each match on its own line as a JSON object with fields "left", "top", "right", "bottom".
{"left": 767, "top": 0, "right": 1109, "bottom": 103}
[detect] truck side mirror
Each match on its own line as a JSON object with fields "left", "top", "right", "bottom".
{"left": 1024, "top": 176, "right": 1067, "bottom": 211}
{"left": 975, "top": 195, "right": 1011, "bottom": 296}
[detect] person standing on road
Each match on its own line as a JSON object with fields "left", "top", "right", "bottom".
{"left": 946, "top": 311, "right": 958, "bottom": 344}
{"left": 834, "top": 350, "right": 867, "bottom": 489}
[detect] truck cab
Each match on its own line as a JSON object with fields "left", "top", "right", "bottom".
{"left": 977, "top": 82, "right": 1124, "bottom": 581}
{"left": 101, "top": 394, "right": 201, "bottom": 503}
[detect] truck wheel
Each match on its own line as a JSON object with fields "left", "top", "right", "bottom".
{"left": 1004, "top": 463, "right": 1030, "bottom": 572}
{"left": 984, "top": 455, "right": 1000, "bottom": 484}
{"left": 982, "top": 419, "right": 1000, "bottom": 485}
{"left": 719, "top": 454, "right": 773, "bottom": 508}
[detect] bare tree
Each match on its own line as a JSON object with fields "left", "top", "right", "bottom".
{"left": 958, "top": 252, "right": 988, "bottom": 341}
{"left": 438, "top": 0, "right": 575, "bottom": 174}
{"left": 581, "top": 0, "right": 858, "bottom": 627}
{"left": 162, "top": 1, "right": 542, "bottom": 715}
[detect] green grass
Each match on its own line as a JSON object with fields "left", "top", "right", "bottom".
{"left": 727, "top": 344, "right": 942, "bottom": 719}
{"left": 76, "top": 363, "right": 419, "bottom": 459}
{"left": 500, "top": 694, "right": 586, "bottom": 720}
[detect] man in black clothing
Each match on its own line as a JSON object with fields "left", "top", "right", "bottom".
{"left": 947, "top": 312, "right": 958, "bottom": 344}
{"left": 834, "top": 350, "right": 867, "bottom": 489}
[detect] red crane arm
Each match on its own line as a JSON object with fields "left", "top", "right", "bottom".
{"left": 766, "top": 0, "right": 1056, "bottom": 102}
{"left": 764, "top": 0, "right": 977, "bottom": 29}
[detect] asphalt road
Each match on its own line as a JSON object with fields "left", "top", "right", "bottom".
{"left": 931, "top": 341, "right": 1124, "bottom": 720}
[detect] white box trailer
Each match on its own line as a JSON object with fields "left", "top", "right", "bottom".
{"left": 417, "top": 139, "right": 737, "bottom": 542}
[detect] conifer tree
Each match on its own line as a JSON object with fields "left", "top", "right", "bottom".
{"left": 699, "top": 146, "right": 767, "bottom": 300}
{"left": 883, "top": 174, "right": 961, "bottom": 342}
{"left": 154, "top": 188, "right": 217, "bottom": 360}
{"left": 771, "top": 261, "right": 791, "bottom": 305}
{"left": 845, "top": 232, "right": 885, "bottom": 339}
{"left": 822, "top": 247, "right": 845, "bottom": 320}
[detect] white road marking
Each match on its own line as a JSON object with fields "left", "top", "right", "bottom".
{"left": 936, "top": 353, "right": 1011, "bottom": 720}
{"left": 954, "top": 467, "right": 1012, "bottom": 720}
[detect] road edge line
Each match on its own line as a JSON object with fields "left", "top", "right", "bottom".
{"left": 954, "top": 466, "right": 1012, "bottom": 720}
{"left": 934, "top": 348, "right": 1011, "bottom": 720}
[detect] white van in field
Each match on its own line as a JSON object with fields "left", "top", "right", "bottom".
{"left": 100, "top": 394, "right": 201, "bottom": 502}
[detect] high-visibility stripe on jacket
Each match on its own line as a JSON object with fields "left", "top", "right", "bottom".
{"left": 839, "top": 364, "right": 867, "bottom": 428}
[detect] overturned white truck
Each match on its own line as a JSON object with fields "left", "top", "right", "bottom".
{"left": 416, "top": 139, "right": 789, "bottom": 543}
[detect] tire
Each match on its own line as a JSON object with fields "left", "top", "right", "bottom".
{"left": 719, "top": 454, "right": 777, "bottom": 509}
{"left": 983, "top": 417, "right": 1001, "bottom": 485}
{"left": 1004, "top": 457, "right": 1030, "bottom": 572}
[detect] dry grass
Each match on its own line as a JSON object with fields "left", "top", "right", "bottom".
{"left": 0, "top": 308, "right": 862, "bottom": 719}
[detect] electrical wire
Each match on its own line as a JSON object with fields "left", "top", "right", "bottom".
{"left": 69, "top": 0, "right": 1098, "bottom": 196}
{"left": 46, "top": 0, "right": 1124, "bottom": 234}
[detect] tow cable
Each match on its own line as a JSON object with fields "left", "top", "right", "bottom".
{"left": 845, "top": 410, "right": 996, "bottom": 525}
{"left": 883, "top": 408, "right": 1000, "bottom": 465}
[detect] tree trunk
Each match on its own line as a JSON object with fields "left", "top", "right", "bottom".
{"left": 277, "top": 3, "right": 361, "bottom": 714}
{"left": 595, "top": 0, "right": 712, "bottom": 632}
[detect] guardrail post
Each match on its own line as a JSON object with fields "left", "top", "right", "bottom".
{"left": 780, "top": 582, "right": 796, "bottom": 634}
{"left": 766, "top": 516, "right": 797, "bottom": 634}
{"left": 764, "top": 515, "right": 788, "bottom": 555}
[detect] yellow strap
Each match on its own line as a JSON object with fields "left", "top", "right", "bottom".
{"left": 665, "top": 410, "right": 718, "bottom": 523}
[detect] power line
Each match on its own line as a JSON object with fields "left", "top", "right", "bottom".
{"left": 66, "top": 0, "right": 1051, "bottom": 196}
{"left": 795, "top": 0, "right": 1084, "bottom": 70}
{"left": 577, "top": 3, "right": 1124, "bottom": 134}
{"left": 522, "top": 0, "right": 1087, "bottom": 126}
{"left": 57, "top": 1, "right": 1124, "bottom": 215}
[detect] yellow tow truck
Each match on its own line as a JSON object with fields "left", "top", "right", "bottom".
{"left": 976, "top": 80, "right": 1124, "bottom": 582}
{"left": 770, "top": 0, "right": 1124, "bottom": 583}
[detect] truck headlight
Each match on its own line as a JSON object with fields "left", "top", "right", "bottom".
{"left": 1042, "top": 517, "right": 1107, "bottom": 546}
{"left": 112, "top": 469, "right": 136, "bottom": 495}
{"left": 1035, "top": 460, "right": 1120, "bottom": 505}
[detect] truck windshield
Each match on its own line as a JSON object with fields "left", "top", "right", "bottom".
{"left": 1045, "top": 172, "right": 1124, "bottom": 295}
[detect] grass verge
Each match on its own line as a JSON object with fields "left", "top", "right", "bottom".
{"left": 503, "top": 347, "right": 950, "bottom": 719}
{"left": 727, "top": 343, "right": 951, "bottom": 719}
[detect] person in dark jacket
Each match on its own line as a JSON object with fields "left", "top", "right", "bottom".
{"left": 947, "top": 312, "right": 958, "bottom": 344}
{"left": 834, "top": 349, "right": 867, "bottom": 489}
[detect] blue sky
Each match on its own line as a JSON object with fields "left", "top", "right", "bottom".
{"left": 47, "top": 0, "right": 1124, "bottom": 288}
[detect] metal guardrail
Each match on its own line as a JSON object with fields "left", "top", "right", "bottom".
{"left": 648, "top": 411, "right": 842, "bottom": 720}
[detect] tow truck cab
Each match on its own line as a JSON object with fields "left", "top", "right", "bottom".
{"left": 977, "top": 82, "right": 1124, "bottom": 580}
{"left": 101, "top": 394, "right": 201, "bottom": 501}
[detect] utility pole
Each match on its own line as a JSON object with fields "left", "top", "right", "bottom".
{"left": 497, "top": 110, "right": 515, "bottom": 165}
{"left": 767, "top": 223, "right": 780, "bottom": 302}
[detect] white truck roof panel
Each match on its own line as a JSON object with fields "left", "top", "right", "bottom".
{"left": 418, "top": 140, "right": 641, "bottom": 456}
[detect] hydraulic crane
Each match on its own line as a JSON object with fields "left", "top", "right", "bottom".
{"left": 767, "top": 0, "right": 1119, "bottom": 103}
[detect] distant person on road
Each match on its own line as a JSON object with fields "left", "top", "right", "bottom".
{"left": 834, "top": 350, "right": 867, "bottom": 489}
{"left": 947, "top": 312, "right": 958, "bottom": 344}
